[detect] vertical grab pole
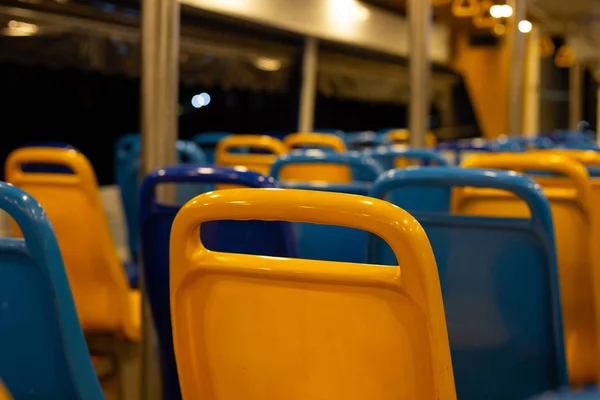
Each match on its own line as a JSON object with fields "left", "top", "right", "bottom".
{"left": 141, "top": 0, "right": 179, "bottom": 398}
{"left": 523, "top": 23, "right": 541, "bottom": 138}
{"left": 569, "top": 64, "right": 583, "bottom": 131}
{"left": 507, "top": 0, "right": 527, "bottom": 135}
{"left": 298, "top": 37, "right": 319, "bottom": 133}
{"left": 597, "top": 84, "right": 600, "bottom": 144}
{"left": 408, "top": 0, "right": 432, "bottom": 147}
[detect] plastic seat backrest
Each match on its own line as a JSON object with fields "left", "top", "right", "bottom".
{"left": 344, "top": 131, "right": 378, "bottom": 150}
{"left": 383, "top": 129, "right": 437, "bottom": 148}
{"left": 21, "top": 142, "right": 78, "bottom": 174}
{"left": 272, "top": 152, "right": 385, "bottom": 263}
{"left": 436, "top": 139, "right": 497, "bottom": 165}
{"left": 215, "top": 135, "right": 287, "bottom": 176}
{"left": 370, "top": 167, "right": 567, "bottom": 400}
{"left": 140, "top": 166, "right": 297, "bottom": 400}
{"left": 0, "top": 381, "right": 11, "bottom": 400}
{"left": 280, "top": 133, "right": 350, "bottom": 182}
{"left": 192, "top": 132, "right": 232, "bottom": 164}
{"left": 366, "top": 148, "right": 451, "bottom": 212}
{"left": 6, "top": 148, "right": 138, "bottom": 340}
{"left": 170, "top": 188, "right": 456, "bottom": 400}
{"left": 459, "top": 153, "right": 599, "bottom": 386}
{"left": 0, "top": 182, "right": 104, "bottom": 399}
{"left": 271, "top": 150, "right": 383, "bottom": 184}
{"left": 114, "top": 134, "right": 207, "bottom": 258}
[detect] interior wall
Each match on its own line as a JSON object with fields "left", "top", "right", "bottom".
{"left": 451, "top": 29, "right": 510, "bottom": 138}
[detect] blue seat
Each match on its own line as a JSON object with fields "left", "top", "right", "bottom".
{"left": 436, "top": 139, "right": 500, "bottom": 165}
{"left": 191, "top": 132, "right": 231, "bottom": 164}
{"left": 344, "top": 131, "right": 378, "bottom": 150}
{"left": 271, "top": 150, "right": 383, "bottom": 184}
{"left": 272, "top": 152, "right": 386, "bottom": 264}
{"left": 529, "top": 390, "right": 600, "bottom": 399}
{"left": 0, "top": 182, "right": 104, "bottom": 399}
{"left": 362, "top": 148, "right": 451, "bottom": 212}
{"left": 114, "top": 134, "right": 206, "bottom": 260}
{"left": 140, "top": 166, "right": 297, "bottom": 400}
{"left": 313, "top": 129, "right": 344, "bottom": 137}
{"left": 363, "top": 146, "right": 449, "bottom": 171}
{"left": 369, "top": 167, "right": 567, "bottom": 400}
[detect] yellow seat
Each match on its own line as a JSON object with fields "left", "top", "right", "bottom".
{"left": 386, "top": 130, "right": 437, "bottom": 167}
{"left": 0, "top": 380, "right": 12, "bottom": 400}
{"left": 170, "top": 188, "right": 456, "bottom": 400}
{"left": 281, "top": 133, "right": 352, "bottom": 182}
{"left": 529, "top": 149, "right": 600, "bottom": 251}
{"left": 215, "top": 134, "right": 288, "bottom": 176}
{"left": 5, "top": 148, "right": 140, "bottom": 341}
{"left": 458, "top": 153, "right": 600, "bottom": 386}
{"left": 387, "top": 129, "right": 437, "bottom": 148}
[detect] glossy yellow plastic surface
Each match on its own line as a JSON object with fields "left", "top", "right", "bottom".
{"left": 459, "top": 153, "right": 599, "bottom": 385}
{"left": 170, "top": 188, "right": 456, "bottom": 400}
{"left": 215, "top": 135, "right": 288, "bottom": 176}
{"left": 387, "top": 129, "right": 437, "bottom": 148}
{"left": 280, "top": 133, "right": 351, "bottom": 183}
{"left": 387, "top": 130, "right": 437, "bottom": 167}
{"left": 0, "top": 380, "right": 12, "bottom": 400}
{"left": 5, "top": 148, "right": 140, "bottom": 341}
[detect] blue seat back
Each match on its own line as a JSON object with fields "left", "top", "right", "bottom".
{"left": 313, "top": 129, "right": 344, "bottom": 137}
{"left": 369, "top": 167, "right": 567, "bottom": 400}
{"left": 0, "top": 182, "right": 104, "bottom": 399}
{"left": 529, "top": 390, "right": 600, "bottom": 399}
{"left": 271, "top": 150, "right": 384, "bottom": 183}
{"left": 437, "top": 139, "right": 499, "bottom": 165}
{"left": 272, "top": 152, "right": 386, "bottom": 264}
{"left": 21, "top": 142, "right": 78, "bottom": 173}
{"left": 114, "top": 134, "right": 206, "bottom": 258}
{"left": 365, "top": 148, "right": 451, "bottom": 211}
{"left": 343, "top": 131, "right": 378, "bottom": 150}
{"left": 191, "top": 132, "right": 231, "bottom": 164}
{"left": 140, "top": 166, "right": 297, "bottom": 400}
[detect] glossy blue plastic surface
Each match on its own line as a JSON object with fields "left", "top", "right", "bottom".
{"left": 191, "top": 132, "right": 231, "bottom": 164}
{"left": 140, "top": 166, "right": 297, "bottom": 400}
{"left": 436, "top": 139, "right": 500, "bottom": 165}
{"left": 21, "top": 142, "right": 77, "bottom": 173}
{"left": 369, "top": 167, "right": 567, "bottom": 400}
{"left": 0, "top": 182, "right": 104, "bottom": 400}
{"left": 271, "top": 153, "right": 385, "bottom": 264}
{"left": 361, "top": 148, "right": 451, "bottom": 211}
{"left": 271, "top": 150, "right": 384, "bottom": 182}
{"left": 343, "top": 131, "right": 378, "bottom": 149}
{"left": 363, "top": 146, "right": 449, "bottom": 170}
{"left": 114, "top": 133, "right": 206, "bottom": 260}
{"left": 529, "top": 390, "right": 600, "bottom": 399}
{"left": 313, "top": 129, "right": 344, "bottom": 137}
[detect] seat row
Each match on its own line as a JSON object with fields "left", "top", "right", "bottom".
{"left": 2, "top": 143, "right": 600, "bottom": 399}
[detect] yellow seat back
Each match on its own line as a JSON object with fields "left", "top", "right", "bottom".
{"left": 170, "top": 188, "right": 456, "bottom": 400}
{"left": 387, "top": 129, "right": 437, "bottom": 148}
{"left": 386, "top": 130, "right": 437, "bottom": 167}
{"left": 281, "top": 133, "right": 351, "bottom": 183}
{"left": 5, "top": 148, "right": 139, "bottom": 340}
{"left": 458, "top": 153, "right": 599, "bottom": 385}
{"left": 0, "top": 380, "right": 12, "bottom": 400}
{"left": 215, "top": 135, "right": 287, "bottom": 176}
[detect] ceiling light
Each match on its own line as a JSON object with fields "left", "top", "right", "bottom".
{"left": 254, "top": 57, "right": 281, "bottom": 72}
{"left": 518, "top": 20, "right": 532, "bottom": 33}
{"left": 500, "top": 4, "right": 513, "bottom": 17}
{"left": 490, "top": 5, "right": 503, "bottom": 18}
{"left": 328, "top": 0, "right": 369, "bottom": 26}
{"left": 2, "top": 20, "right": 38, "bottom": 36}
